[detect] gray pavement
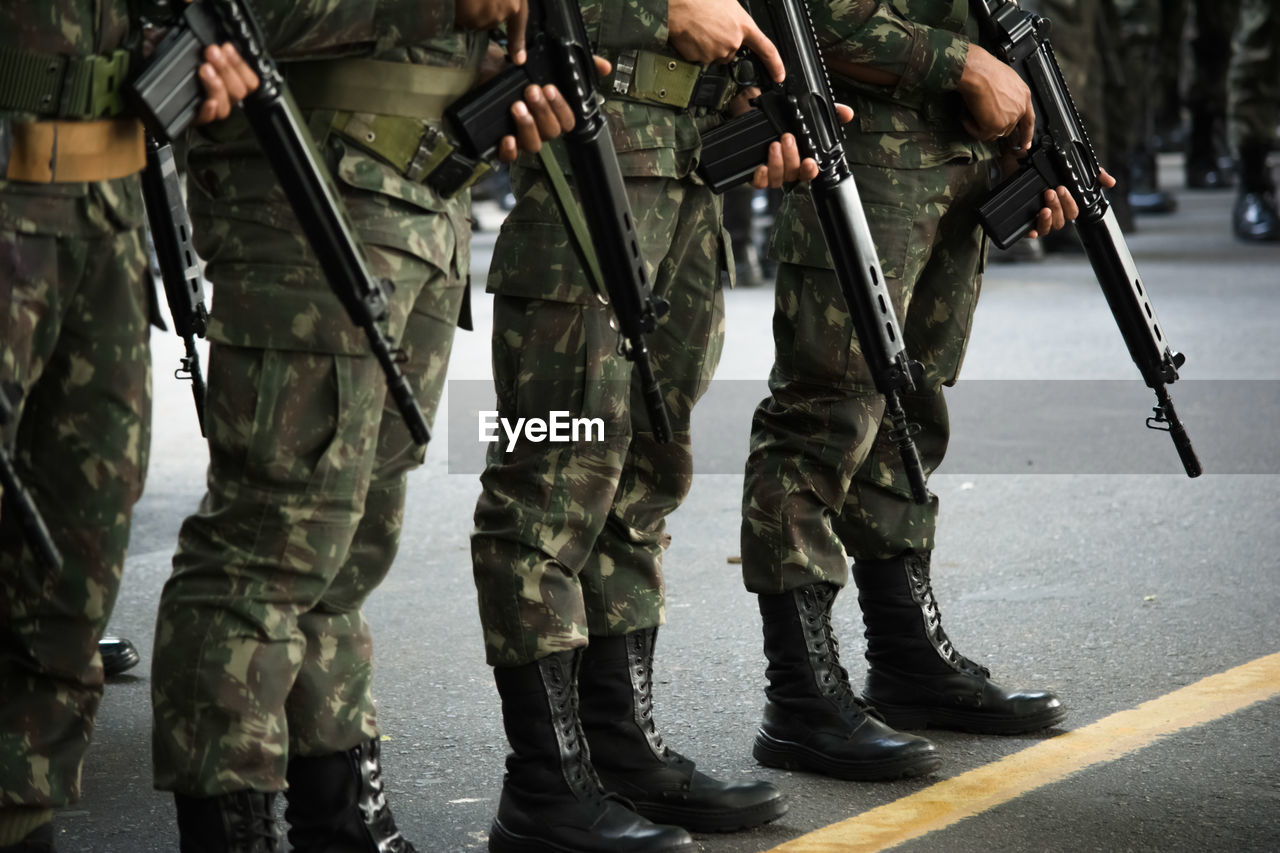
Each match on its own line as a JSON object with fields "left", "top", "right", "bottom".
{"left": 59, "top": 160, "right": 1279, "bottom": 852}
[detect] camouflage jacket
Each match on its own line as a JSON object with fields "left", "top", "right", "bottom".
{"left": 0, "top": 1, "right": 143, "bottom": 237}
{"left": 526, "top": 0, "right": 722, "bottom": 180}
{"left": 184, "top": 1, "right": 483, "bottom": 351}
{"left": 811, "top": 0, "right": 991, "bottom": 169}
{"left": 768, "top": 0, "right": 996, "bottom": 268}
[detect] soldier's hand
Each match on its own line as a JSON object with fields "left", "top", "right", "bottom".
{"left": 195, "top": 44, "right": 260, "bottom": 125}
{"left": 1028, "top": 168, "right": 1117, "bottom": 238}
{"left": 494, "top": 57, "right": 611, "bottom": 162}
{"left": 957, "top": 43, "right": 1034, "bottom": 149}
{"left": 457, "top": 0, "right": 528, "bottom": 63}
{"left": 669, "top": 0, "right": 786, "bottom": 83}
{"left": 729, "top": 89, "right": 852, "bottom": 188}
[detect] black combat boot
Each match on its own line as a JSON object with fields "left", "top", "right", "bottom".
{"left": 490, "top": 649, "right": 696, "bottom": 853}
{"left": 753, "top": 584, "right": 941, "bottom": 781}
{"left": 285, "top": 737, "right": 415, "bottom": 852}
{"left": 1185, "top": 112, "right": 1234, "bottom": 189}
{"left": 99, "top": 636, "right": 140, "bottom": 677}
{"left": 853, "top": 551, "right": 1066, "bottom": 734}
{"left": 0, "top": 818, "right": 54, "bottom": 852}
{"left": 173, "top": 791, "right": 281, "bottom": 853}
{"left": 1232, "top": 143, "right": 1280, "bottom": 242}
{"left": 1128, "top": 150, "right": 1178, "bottom": 215}
{"left": 578, "top": 629, "right": 787, "bottom": 832}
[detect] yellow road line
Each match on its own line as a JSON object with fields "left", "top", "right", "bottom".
{"left": 765, "top": 651, "right": 1280, "bottom": 853}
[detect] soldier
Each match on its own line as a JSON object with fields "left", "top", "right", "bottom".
{"left": 0, "top": 6, "right": 256, "bottom": 849}
{"left": 738, "top": 0, "right": 1109, "bottom": 782}
{"left": 1228, "top": 0, "right": 1280, "bottom": 242}
{"left": 468, "top": 0, "right": 820, "bottom": 849}
{"left": 146, "top": 2, "right": 579, "bottom": 851}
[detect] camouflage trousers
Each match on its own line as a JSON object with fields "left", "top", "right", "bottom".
{"left": 471, "top": 170, "right": 726, "bottom": 668}
{"left": 1228, "top": 0, "right": 1280, "bottom": 150}
{"left": 150, "top": 142, "right": 467, "bottom": 796}
{"left": 0, "top": 178, "right": 152, "bottom": 809}
{"left": 741, "top": 157, "right": 989, "bottom": 594}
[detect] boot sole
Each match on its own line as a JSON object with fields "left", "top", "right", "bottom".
{"left": 872, "top": 702, "right": 1068, "bottom": 735}
{"left": 752, "top": 731, "right": 941, "bottom": 782}
{"left": 489, "top": 819, "right": 696, "bottom": 853}
{"left": 633, "top": 794, "right": 789, "bottom": 834}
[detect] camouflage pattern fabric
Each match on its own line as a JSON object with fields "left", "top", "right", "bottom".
{"left": 0, "top": 1, "right": 151, "bottom": 815}
{"left": 1228, "top": 0, "right": 1280, "bottom": 151}
{"left": 0, "top": 178, "right": 151, "bottom": 812}
{"left": 472, "top": 167, "right": 725, "bottom": 667}
{"left": 470, "top": 0, "right": 731, "bottom": 668}
{"left": 740, "top": 0, "right": 994, "bottom": 593}
{"left": 149, "top": 18, "right": 476, "bottom": 795}
{"left": 1159, "top": 0, "right": 1240, "bottom": 132}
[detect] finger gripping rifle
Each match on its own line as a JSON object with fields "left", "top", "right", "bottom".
{"left": 695, "top": 0, "right": 930, "bottom": 503}
{"left": 971, "top": 0, "right": 1201, "bottom": 477}
{"left": 0, "top": 384, "right": 62, "bottom": 571}
{"left": 440, "top": 0, "right": 674, "bottom": 443}
{"left": 128, "top": 0, "right": 432, "bottom": 445}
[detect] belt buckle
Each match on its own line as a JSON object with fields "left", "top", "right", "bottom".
{"left": 405, "top": 124, "right": 447, "bottom": 183}
{"left": 90, "top": 50, "right": 130, "bottom": 118}
{"left": 613, "top": 49, "right": 638, "bottom": 97}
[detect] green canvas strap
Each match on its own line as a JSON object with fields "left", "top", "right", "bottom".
{"left": 0, "top": 47, "right": 131, "bottom": 119}
{"left": 604, "top": 49, "right": 734, "bottom": 111}
{"left": 537, "top": 140, "right": 607, "bottom": 302}
{"left": 284, "top": 58, "right": 477, "bottom": 120}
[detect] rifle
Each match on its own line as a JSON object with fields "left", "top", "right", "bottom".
{"left": 127, "top": 0, "right": 432, "bottom": 445}
{"left": 970, "top": 0, "right": 1201, "bottom": 477}
{"left": 141, "top": 136, "right": 209, "bottom": 436}
{"left": 0, "top": 383, "right": 62, "bottom": 571}
{"left": 695, "top": 0, "right": 929, "bottom": 503}
{"left": 440, "top": 0, "right": 674, "bottom": 443}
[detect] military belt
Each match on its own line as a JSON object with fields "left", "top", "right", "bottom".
{"left": 284, "top": 58, "right": 488, "bottom": 198}
{"left": 4, "top": 118, "right": 146, "bottom": 183}
{"left": 605, "top": 49, "right": 736, "bottom": 112}
{"left": 0, "top": 47, "right": 132, "bottom": 120}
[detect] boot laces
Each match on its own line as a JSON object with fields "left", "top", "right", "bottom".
{"left": 628, "top": 632, "right": 669, "bottom": 760}
{"left": 906, "top": 556, "right": 989, "bottom": 678}
{"left": 232, "top": 794, "right": 280, "bottom": 851}
{"left": 355, "top": 742, "right": 414, "bottom": 852}
{"left": 799, "top": 585, "right": 875, "bottom": 717}
{"left": 545, "top": 656, "right": 608, "bottom": 803}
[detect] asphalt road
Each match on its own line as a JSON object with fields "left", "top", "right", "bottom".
{"left": 58, "top": 161, "right": 1280, "bottom": 852}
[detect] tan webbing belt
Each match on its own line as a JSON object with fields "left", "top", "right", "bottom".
{"left": 284, "top": 59, "right": 478, "bottom": 120}
{"left": 5, "top": 119, "right": 146, "bottom": 183}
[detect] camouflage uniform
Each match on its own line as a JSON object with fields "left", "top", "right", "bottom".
{"left": 148, "top": 4, "right": 473, "bottom": 795}
{"left": 740, "top": 0, "right": 996, "bottom": 593}
{"left": 1228, "top": 0, "right": 1280, "bottom": 152}
{"left": 470, "top": 0, "right": 730, "bottom": 666}
{"left": 0, "top": 1, "right": 151, "bottom": 834}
